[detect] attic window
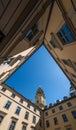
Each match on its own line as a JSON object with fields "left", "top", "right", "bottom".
{"left": 0, "top": 31, "right": 5, "bottom": 42}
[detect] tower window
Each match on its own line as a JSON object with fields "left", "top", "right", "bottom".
{"left": 46, "top": 120, "right": 50, "bottom": 127}
{"left": 62, "top": 114, "right": 68, "bottom": 122}
{"left": 4, "top": 101, "right": 12, "bottom": 109}
{"left": 8, "top": 120, "right": 16, "bottom": 130}
{"left": 57, "top": 24, "right": 75, "bottom": 45}
{"left": 15, "top": 106, "right": 21, "bottom": 115}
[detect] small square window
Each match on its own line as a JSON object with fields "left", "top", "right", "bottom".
{"left": 20, "top": 99, "right": 23, "bottom": 104}
{"left": 11, "top": 93, "right": 15, "bottom": 98}
{"left": 67, "top": 102, "right": 72, "bottom": 107}
{"left": 45, "top": 111, "right": 48, "bottom": 116}
{"left": 52, "top": 109, "right": 55, "bottom": 113}
{"left": 27, "top": 103, "right": 30, "bottom": 108}
{"left": 59, "top": 105, "right": 63, "bottom": 110}
{"left": 1, "top": 87, "right": 6, "bottom": 92}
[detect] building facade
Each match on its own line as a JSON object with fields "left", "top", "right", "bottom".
{"left": 0, "top": 0, "right": 76, "bottom": 129}
{"left": 0, "top": 84, "right": 43, "bottom": 130}
{"left": 0, "top": 0, "right": 76, "bottom": 88}
{"left": 0, "top": 84, "right": 76, "bottom": 130}
{"left": 44, "top": 96, "right": 76, "bottom": 130}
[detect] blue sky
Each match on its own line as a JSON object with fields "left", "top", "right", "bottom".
{"left": 5, "top": 45, "right": 70, "bottom": 105}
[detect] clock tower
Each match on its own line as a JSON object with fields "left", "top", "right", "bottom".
{"left": 35, "top": 88, "right": 46, "bottom": 109}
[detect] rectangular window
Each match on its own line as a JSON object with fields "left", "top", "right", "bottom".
{"left": 52, "top": 109, "right": 55, "bottom": 113}
{"left": 27, "top": 103, "right": 30, "bottom": 108}
{"left": 39, "top": 119, "right": 42, "bottom": 127}
{"left": 15, "top": 106, "right": 21, "bottom": 115}
{"left": 1, "top": 87, "right": 6, "bottom": 92}
{"left": 57, "top": 24, "right": 75, "bottom": 45}
{"left": 34, "top": 107, "right": 36, "bottom": 112}
{"left": 50, "top": 39, "right": 57, "bottom": 48}
{"left": 4, "top": 101, "right": 12, "bottom": 109}
{"left": 45, "top": 111, "right": 48, "bottom": 116}
{"left": 9, "top": 120, "right": 16, "bottom": 130}
{"left": 11, "top": 93, "right": 15, "bottom": 98}
{"left": 22, "top": 125, "right": 27, "bottom": 130}
{"left": 62, "top": 114, "right": 68, "bottom": 122}
{"left": 67, "top": 102, "right": 72, "bottom": 107}
{"left": 20, "top": 99, "right": 23, "bottom": 104}
{"left": 25, "top": 24, "right": 38, "bottom": 41}
{"left": 54, "top": 117, "right": 58, "bottom": 125}
{"left": 46, "top": 120, "right": 50, "bottom": 128}
{"left": 32, "top": 116, "right": 36, "bottom": 124}
{"left": 24, "top": 111, "right": 29, "bottom": 120}
{"left": 59, "top": 105, "right": 63, "bottom": 110}
{"left": 0, "top": 31, "right": 5, "bottom": 42}
{"left": 71, "top": 110, "right": 76, "bottom": 119}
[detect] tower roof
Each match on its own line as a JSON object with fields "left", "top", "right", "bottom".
{"left": 36, "top": 87, "right": 45, "bottom": 98}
